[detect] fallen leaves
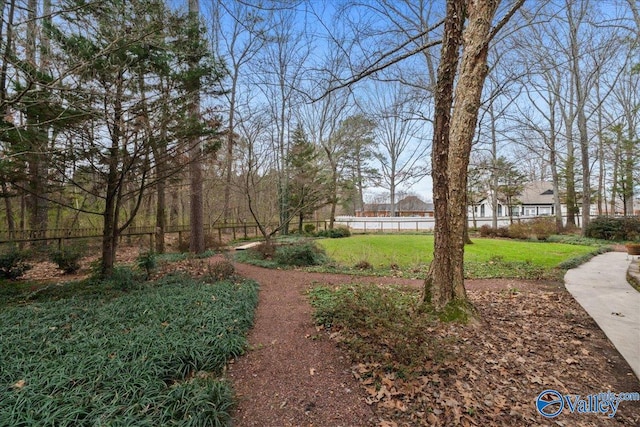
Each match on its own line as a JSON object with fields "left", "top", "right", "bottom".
{"left": 325, "top": 287, "right": 640, "bottom": 427}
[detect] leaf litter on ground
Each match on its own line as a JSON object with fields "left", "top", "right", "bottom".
{"left": 310, "top": 284, "right": 640, "bottom": 427}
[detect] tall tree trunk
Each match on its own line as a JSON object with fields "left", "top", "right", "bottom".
{"left": 328, "top": 166, "right": 338, "bottom": 229}
{"left": 596, "top": 80, "right": 605, "bottom": 216}
{"left": 445, "top": 0, "right": 497, "bottom": 302}
{"left": 425, "top": 0, "right": 502, "bottom": 311}
{"left": 155, "top": 161, "right": 166, "bottom": 253}
{"left": 571, "top": 21, "right": 591, "bottom": 233}
{"left": 188, "top": 0, "right": 204, "bottom": 253}
{"left": 490, "top": 105, "right": 498, "bottom": 229}
{"left": 611, "top": 132, "right": 620, "bottom": 215}
{"left": 101, "top": 75, "right": 124, "bottom": 277}
{"left": 2, "top": 182, "right": 15, "bottom": 239}
{"left": 389, "top": 178, "right": 396, "bottom": 217}
{"left": 25, "top": 0, "right": 48, "bottom": 242}
{"left": 223, "top": 71, "right": 238, "bottom": 224}
{"left": 423, "top": 0, "right": 464, "bottom": 307}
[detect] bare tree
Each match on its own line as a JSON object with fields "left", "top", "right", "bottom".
{"left": 367, "top": 80, "right": 430, "bottom": 217}
{"left": 255, "top": 7, "right": 310, "bottom": 235}
{"left": 209, "top": 0, "right": 269, "bottom": 223}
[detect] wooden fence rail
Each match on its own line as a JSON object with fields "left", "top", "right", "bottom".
{"left": 0, "top": 221, "right": 329, "bottom": 249}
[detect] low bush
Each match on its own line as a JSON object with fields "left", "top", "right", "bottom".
{"left": 136, "top": 251, "right": 157, "bottom": 279}
{"left": 529, "top": 217, "right": 556, "bottom": 240}
{"left": 274, "top": 241, "right": 327, "bottom": 266}
{"left": 50, "top": 247, "right": 83, "bottom": 274}
{"left": 303, "top": 223, "right": 316, "bottom": 234}
{"left": 316, "top": 226, "right": 351, "bottom": 238}
{"left": 546, "top": 234, "right": 605, "bottom": 246}
{"left": 250, "top": 242, "right": 276, "bottom": 260}
{"left": 0, "top": 248, "right": 31, "bottom": 280}
{"left": 585, "top": 216, "right": 640, "bottom": 241}
{"left": 0, "top": 275, "right": 259, "bottom": 426}
{"left": 208, "top": 260, "right": 236, "bottom": 281}
{"left": 308, "top": 284, "right": 450, "bottom": 372}
{"left": 507, "top": 222, "right": 530, "bottom": 240}
{"left": 354, "top": 260, "right": 373, "bottom": 270}
{"left": 479, "top": 225, "right": 495, "bottom": 237}
{"left": 108, "top": 266, "right": 143, "bottom": 290}
{"left": 496, "top": 226, "right": 510, "bottom": 238}
{"left": 508, "top": 217, "right": 556, "bottom": 241}
{"left": 177, "top": 233, "right": 225, "bottom": 253}
{"left": 478, "top": 225, "right": 510, "bottom": 238}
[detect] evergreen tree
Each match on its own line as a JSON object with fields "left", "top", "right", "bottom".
{"left": 287, "top": 124, "right": 327, "bottom": 233}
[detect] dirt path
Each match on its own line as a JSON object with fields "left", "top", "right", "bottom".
{"left": 226, "top": 262, "right": 430, "bottom": 427}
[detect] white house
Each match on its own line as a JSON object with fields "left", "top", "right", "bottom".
{"left": 469, "top": 181, "right": 565, "bottom": 219}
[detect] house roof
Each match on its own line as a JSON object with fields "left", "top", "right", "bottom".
{"left": 519, "top": 181, "right": 556, "bottom": 205}
{"left": 363, "top": 196, "right": 434, "bottom": 212}
{"left": 397, "top": 196, "right": 434, "bottom": 211}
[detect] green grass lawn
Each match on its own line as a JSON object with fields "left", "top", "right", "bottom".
{"left": 0, "top": 273, "right": 258, "bottom": 426}
{"left": 317, "top": 234, "right": 605, "bottom": 279}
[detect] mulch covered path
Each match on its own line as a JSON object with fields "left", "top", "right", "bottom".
{"left": 226, "top": 263, "right": 425, "bottom": 427}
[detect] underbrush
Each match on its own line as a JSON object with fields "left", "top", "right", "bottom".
{"left": 308, "top": 284, "right": 455, "bottom": 375}
{"left": 235, "top": 240, "right": 328, "bottom": 268}
{"left": 0, "top": 274, "right": 259, "bottom": 426}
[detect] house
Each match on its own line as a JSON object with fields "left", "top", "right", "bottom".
{"left": 469, "top": 181, "right": 563, "bottom": 218}
{"left": 357, "top": 196, "right": 434, "bottom": 217}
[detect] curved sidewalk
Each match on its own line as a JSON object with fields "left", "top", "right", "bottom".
{"left": 564, "top": 252, "right": 640, "bottom": 380}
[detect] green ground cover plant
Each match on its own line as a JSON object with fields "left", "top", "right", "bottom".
{"left": 0, "top": 274, "right": 259, "bottom": 426}
{"left": 317, "top": 234, "right": 606, "bottom": 279}
{"left": 235, "top": 239, "right": 328, "bottom": 268}
{"left": 308, "top": 284, "right": 453, "bottom": 375}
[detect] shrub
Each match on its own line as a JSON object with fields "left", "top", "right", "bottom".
{"left": 49, "top": 247, "right": 83, "bottom": 274}
{"left": 274, "top": 241, "right": 327, "bottom": 266}
{"left": 303, "top": 223, "right": 316, "bottom": 234}
{"left": 136, "top": 251, "right": 157, "bottom": 279}
{"left": 205, "top": 234, "right": 225, "bottom": 251}
{"left": 479, "top": 224, "right": 495, "bottom": 237}
{"left": 104, "top": 266, "right": 141, "bottom": 291}
{"left": 250, "top": 242, "right": 276, "bottom": 260}
{"left": 508, "top": 222, "right": 530, "bottom": 240}
{"left": 508, "top": 217, "right": 556, "bottom": 241}
{"left": 308, "top": 284, "right": 449, "bottom": 371}
{"left": 530, "top": 217, "right": 556, "bottom": 240}
{"left": 620, "top": 216, "right": 640, "bottom": 241}
{"left": 557, "top": 246, "right": 612, "bottom": 270}
{"left": 177, "top": 234, "right": 190, "bottom": 253}
{"left": 495, "top": 226, "right": 510, "bottom": 238}
{"left": 354, "top": 260, "right": 373, "bottom": 270}
{"left": 316, "top": 226, "right": 351, "bottom": 238}
{"left": 0, "top": 248, "right": 31, "bottom": 280}
{"left": 208, "top": 260, "right": 236, "bottom": 281}
{"left": 585, "top": 216, "right": 640, "bottom": 241}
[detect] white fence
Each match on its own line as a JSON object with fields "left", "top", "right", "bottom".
{"left": 334, "top": 215, "right": 574, "bottom": 232}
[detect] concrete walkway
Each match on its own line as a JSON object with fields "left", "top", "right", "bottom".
{"left": 564, "top": 252, "right": 640, "bottom": 380}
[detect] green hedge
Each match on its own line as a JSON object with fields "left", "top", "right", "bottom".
{"left": 315, "top": 226, "right": 351, "bottom": 238}
{"left": 585, "top": 216, "right": 640, "bottom": 241}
